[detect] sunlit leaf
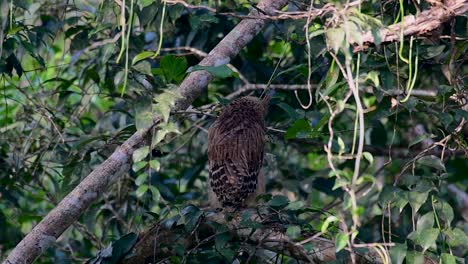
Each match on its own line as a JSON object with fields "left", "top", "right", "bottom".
{"left": 365, "top": 71, "right": 380, "bottom": 87}
{"left": 326, "top": 27, "right": 345, "bottom": 53}
{"left": 321, "top": 215, "right": 339, "bottom": 233}
{"left": 440, "top": 253, "right": 456, "bottom": 264}
{"left": 149, "top": 159, "right": 161, "bottom": 171}
{"left": 135, "top": 173, "right": 149, "bottom": 186}
{"left": 133, "top": 146, "right": 149, "bottom": 162}
{"left": 136, "top": 184, "right": 149, "bottom": 197}
{"left": 335, "top": 232, "right": 348, "bottom": 252}
{"left": 132, "top": 51, "right": 154, "bottom": 65}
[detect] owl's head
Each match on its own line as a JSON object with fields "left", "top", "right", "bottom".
{"left": 226, "top": 95, "right": 270, "bottom": 119}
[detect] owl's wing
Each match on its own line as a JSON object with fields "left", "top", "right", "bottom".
{"left": 208, "top": 123, "right": 265, "bottom": 207}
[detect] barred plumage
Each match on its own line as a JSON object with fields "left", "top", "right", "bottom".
{"left": 208, "top": 96, "right": 270, "bottom": 209}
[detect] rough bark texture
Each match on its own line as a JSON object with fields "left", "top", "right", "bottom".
{"left": 360, "top": 0, "right": 468, "bottom": 47}
{"left": 3, "top": 0, "right": 288, "bottom": 263}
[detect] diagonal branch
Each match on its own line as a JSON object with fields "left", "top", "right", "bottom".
{"left": 3, "top": 0, "right": 288, "bottom": 263}
{"left": 358, "top": 0, "right": 468, "bottom": 50}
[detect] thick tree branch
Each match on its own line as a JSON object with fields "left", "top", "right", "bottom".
{"left": 3, "top": 0, "right": 288, "bottom": 263}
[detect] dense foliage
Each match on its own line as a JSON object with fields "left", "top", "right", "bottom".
{"left": 0, "top": 0, "right": 467, "bottom": 263}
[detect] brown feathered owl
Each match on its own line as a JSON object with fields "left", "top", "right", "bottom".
{"left": 208, "top": 96, "right": 270, "bottom": 210}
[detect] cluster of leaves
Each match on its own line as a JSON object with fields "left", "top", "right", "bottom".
{"left": 0, "top": 0, "right": 467, "bottom": 263}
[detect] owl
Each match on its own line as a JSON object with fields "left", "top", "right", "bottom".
{"left": 207, "top": 96, "right": 270, "bottom": 210}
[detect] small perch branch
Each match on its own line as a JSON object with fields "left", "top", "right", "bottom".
{"left": 121, "top": 209, "right": 389, "bottom": 264}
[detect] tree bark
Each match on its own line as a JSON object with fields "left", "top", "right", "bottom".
{"left": 358, "top": 0, "right": 468, "bottom": 50}
{"left": 3, "top": 1, "right": 288, "bottom": 263}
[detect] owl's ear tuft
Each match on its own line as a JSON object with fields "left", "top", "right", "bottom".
{"left": 260, "top": 90, "right": 274, "bottom": 114}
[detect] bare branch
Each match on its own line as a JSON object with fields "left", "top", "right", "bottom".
{"left": 230, "top": 83, "right": 438, "bottom": 99}
{"left": 121, "top": 209, "right": 391, "bottom": 264}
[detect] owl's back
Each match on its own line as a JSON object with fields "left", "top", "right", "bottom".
{"left": 208, "top": 96, "right": 268, "bottom": 209}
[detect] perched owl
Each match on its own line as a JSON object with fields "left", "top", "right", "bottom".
{"left": 208, "top": 96, "right": 270, "bottom": 210}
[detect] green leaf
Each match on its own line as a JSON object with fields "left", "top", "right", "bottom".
{"left": 417, "top": 212, "right": 434, "bottom": 231}
{"left": 321, "top": 215, "right": 339, "bottom": 233}
{"left": 309, "top": 29, "right": 325, "bottom": 39}
{"left": 214, "top": 95, "right": 230, "bottom": 105}
{"left": 326, "top": 27, "right": 345, "bottom": 53}
{"left": 362, "top": 152, "right": 374, "bottom": 165}
{"left": 307, "top": 153, "right": 327, "bottom": 171}
{"left": 408, "top": 191, "right": 429, "bottom": 214}
{"left": 324, "top": 61, "right": 340, "bottom": 91}
{"left": 344, "top": 20, "right": 362, "bottom": 47}
{"left": 285, "top": 119, "right": 311, "bottom": 140}
{"left": 417, "top": 155, "right": 445, "bottom": 171}
{"left": 215, "top": 232, "right": 231, "bottom": 250}
{"left": 286, "top": 200, "right": 304, "bottom": 210}
{"left": 153, "top": 103, "right": 171, "bottom": 125}
{"left": 332, "top": 177, "right": 349, "bottom": 190}
{"left": 444, "top": 228, "right": 468, "bottom": 247}
{"left": 277, "top": 102, "right": 299, "bottom": 120}
{"left": 136, "top": 184, "right": 149, "bottom": 197}
{"left": 268, "top": 195, "right": 289, "bottom": 208}
{"left": 149, "top": 185, "right": 160, "bottom": 201}
{"left": 149, "top": 159, "right": 161, "bottom": 171}
{"left": 440, "top": 253, "right": 456, "bottom": 264}
{"left": 434, "top": 201, "right": 454, "bottom": 227}
{"left": 105, "top": 233, "right": 138, "bottom": 263}
{"left": 139, "top": 0, "right": 154, "bottom": 8}
{"left": 133, "top": 146, "right": 149, "bottom": 162}
{"left": 132, "top": 161, "right": 147, "bottom": 172}
{"left": 157, "top": 55, "right": 188, "bottom": 83}
{"left": 335, "top": 232, "right": 348, "bottom": 252}
{"left": 389, "top": 242, "right": 406, "bottom": 264}
{"left": 189, "top": 13, "right": 219, "bottom": 30}
{"left": 135, "top": 173, "right": 149, "bottom": 186}
{"left": 409, "top": 134, "right": 435, "bottom": 148}
{"left": 286, "top": 225, "right": 301, "bottom": 239}
{"left": 379, "top": 187, "right": 409, "bottom": 212}
{"left": 188, "top": 65, "right": 234, "bottom": 79}
{"left": 135, "top": 110, "right": 154, "bottom": 131}
{"left": 337, "top": 137, "right": 345, "bottom": 154}
{"left": 184, "top": 210, "right": 203, "bottom": 232}
{"left": 423, "top": 45, "right": 445, "bottom": 59}
{"left": 152, "top": 122, "right": 180, "bottom": 146}
{"left": 356, "top": 174, "right": 375, "bottom": 185}
{"left": 154, "top": 89, "right": 183, "bottom": 123}
{"left": 409, "top": 228, "right": 439, "bottom": 252}
{"left": 365, "top": 71, "right": 380, "bottom": 87}
{"left": 405, "top": 251, "right": 425, "bottom": 264}
{"left": 132, "top": 51, "right": 154, "bottom": 65}
{"left": 133, "top": 60, "right": 152, "bottom": 75}
{"left": 393, "top": 193, "right": 409, "bottom": 213}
